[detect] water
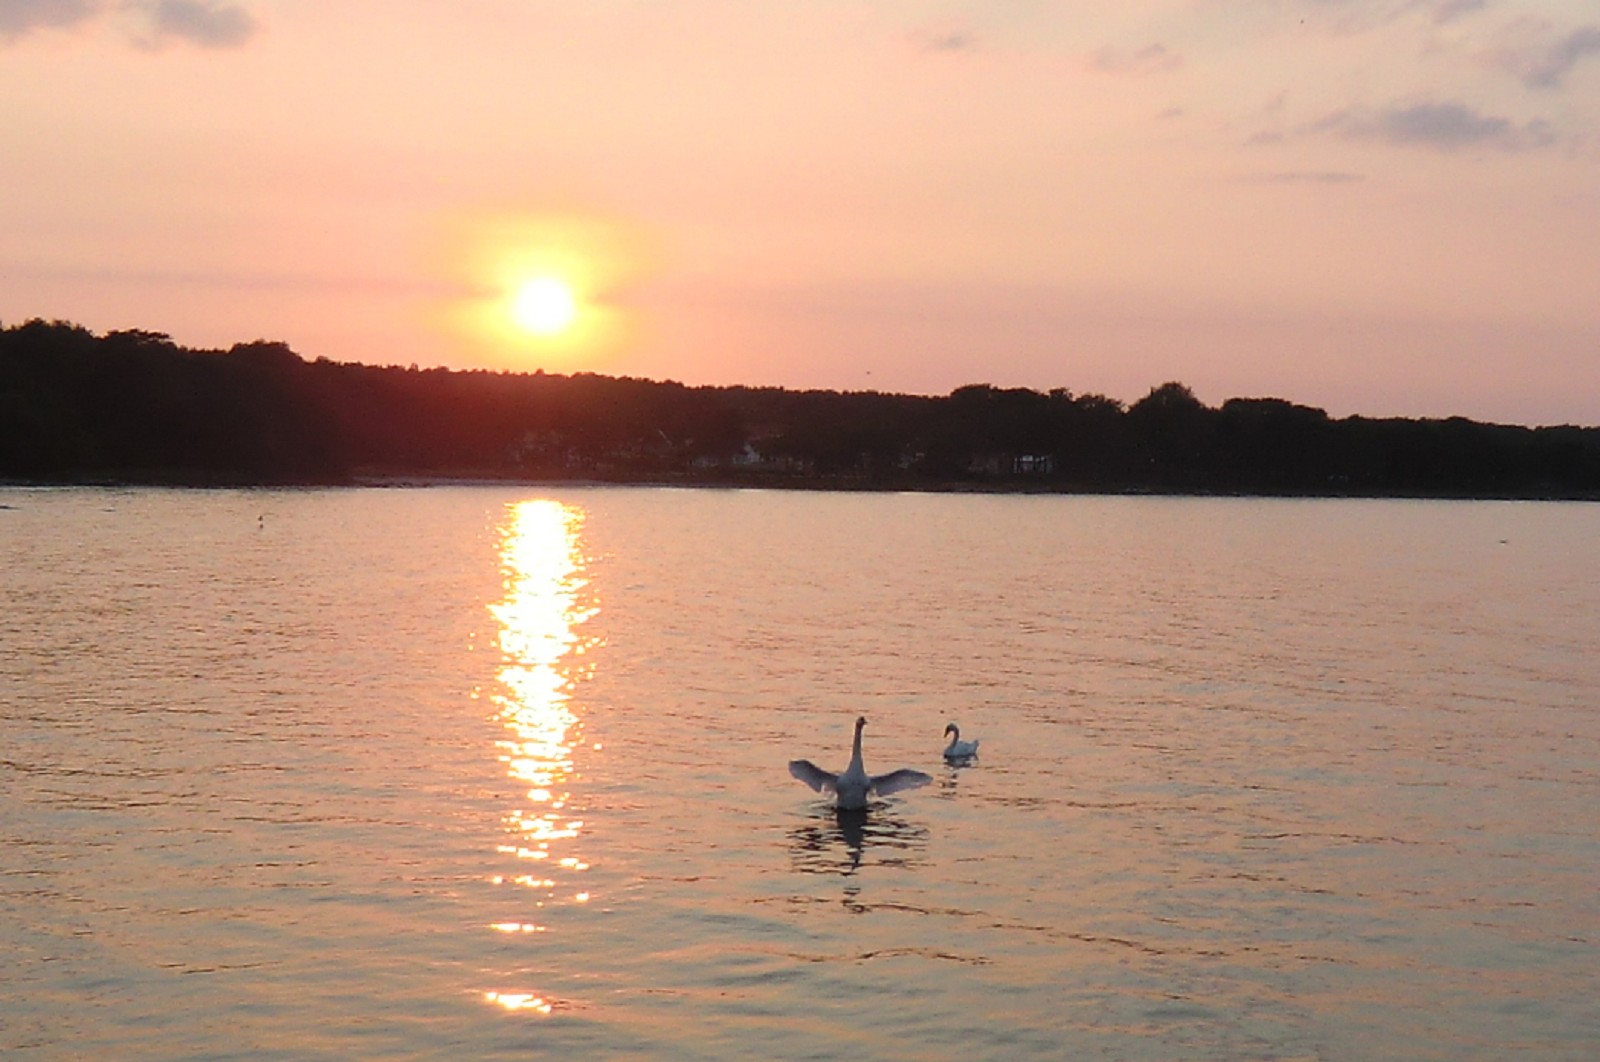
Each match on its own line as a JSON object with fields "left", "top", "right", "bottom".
{"left": 2, "top": 486, "right": 1597, "bottom": 1060}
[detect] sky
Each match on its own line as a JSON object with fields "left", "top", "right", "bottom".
{"left": 2, "top": 0, "right": 1597, "bottom": 426}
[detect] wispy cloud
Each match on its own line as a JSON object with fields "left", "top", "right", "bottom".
{"left": 0, "top": 0, "right": 98, "bottom": 39}
{"left": 0, "top": 0, "right": 258, "bottom": 47}
{"left": 1498, "top": 25, "right": 1600, "bottom": 90}
{"left": 144, "top": 0, "right": 258, "bottom": 50}
{"left": 1277, "top": 0, "right": 1486, "bottom": 34}
{"left": 1312, "top": 100, "right": 1555, "bottom": 151}
{"left": 1429, "top": 0, "right": 1486, "bottom": 26}
{"left": 908, "top": 23, "right": 978, "bottom": 55}
{"left": 1088, "top": 43, "right": 1181, "bottom": 76}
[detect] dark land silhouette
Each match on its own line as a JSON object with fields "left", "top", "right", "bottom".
{"left": 4, "top": 318, "right": 1598, "bottom": 498}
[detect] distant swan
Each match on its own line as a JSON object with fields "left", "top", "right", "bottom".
{"left": 789, "top": 716, "right": 932, "bottom": 811}
{"left": 943, "top": 723, "right": 980, "bottom": 761}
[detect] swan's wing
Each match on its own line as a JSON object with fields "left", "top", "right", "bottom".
{"left": 789, "top": 759, "right": 838, "bottom": 793}
{"left": 870, "top": 768, "right": 932, "bottom": 796}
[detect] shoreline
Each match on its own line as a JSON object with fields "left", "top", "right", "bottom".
{"left": 6, "top": 472, "right": 1598, "bottom": 502}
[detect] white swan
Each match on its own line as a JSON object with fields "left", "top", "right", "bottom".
{"left": 943, "top": 722, "right": 980, "bottom": 761}
{"left": 789, "top": 716, "right": 932, "bottom": 810}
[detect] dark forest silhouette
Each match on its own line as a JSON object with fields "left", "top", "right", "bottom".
{"left": 3, "top": 318, "right": 1597, "bottom": 497}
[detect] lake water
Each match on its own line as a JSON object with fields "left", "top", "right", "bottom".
{"left": 2, "top": 486, "right": 1597, "bottom": 1060}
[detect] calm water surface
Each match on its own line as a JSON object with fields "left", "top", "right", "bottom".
{"left": 2, "top": 487, "right": 1597, "bottom": 1060}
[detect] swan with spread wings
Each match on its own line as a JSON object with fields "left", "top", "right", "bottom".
{"left": 789, "top": 716, "right": 932, "bottom": 810}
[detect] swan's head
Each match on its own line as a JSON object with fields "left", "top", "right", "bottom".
{"left": 944, "top": 723, "right": 958, "bottom": 737}
{"left": 855, "top": 715, "right": 868, "bottom": 730}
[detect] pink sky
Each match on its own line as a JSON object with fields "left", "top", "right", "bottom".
{"left": 3, "top": 1, "right": 1597, "bottom": 425}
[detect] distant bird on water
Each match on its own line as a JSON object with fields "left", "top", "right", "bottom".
{"left": 789, "top": 716, "right": 932, "bottom": 810}
{"left": 942, "top": 723, "right": 980, "bottom": 761}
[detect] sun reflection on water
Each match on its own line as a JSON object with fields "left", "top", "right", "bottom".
{"left": 483, "top": 499, "right": 599, "bottom": 1014}
{"left": 484, "top": 991, "right": 553, "bottom": 1015}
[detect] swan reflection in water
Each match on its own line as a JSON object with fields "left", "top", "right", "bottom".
{"left": 788, "top": 805, "right": 930, "bottom": 877}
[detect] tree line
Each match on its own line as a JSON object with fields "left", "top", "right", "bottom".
{"left": 3, "top": 318, "right": 1597, "bottom": 498}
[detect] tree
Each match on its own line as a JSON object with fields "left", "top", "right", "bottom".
{"left": 1127, "top": 382, "right": 1215, "bottom": 488}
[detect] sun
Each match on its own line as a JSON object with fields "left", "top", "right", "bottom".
{"left": 434, "top": 207, "right": 658, "bottom": 370}
{"left": 510, "top": 276, "right": 580, "bottom": 336}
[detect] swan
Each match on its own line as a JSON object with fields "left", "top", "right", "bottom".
{"left": 942, "top": 723, "right": 979, "bottom": 761}
{"left": 789, "top": 716, "right": 932, "bottom": 810}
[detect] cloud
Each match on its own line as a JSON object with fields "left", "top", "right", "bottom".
{"left": 910, "top": 28, "right": 976, "bottom": 54}
{"left": 1502, "top": 25, "right": 1600, "bottom": 90}
{"left": 907, "top": 21, "right": 978, "bottom": 55}
{"left": 1313, "top": 100, "right": 1555, "bottom": 151}
{"left": 1429, "top": 0, "right": 1485, "bottom": 26}
{"left": 1278, "top": 0, "right": 1484, "bottom": 34}
{"left": 0, "top": 0, "right": 99, "bottom": 39}
{"left": 1088, "top": 43, "right": 1182, "bottom": 76}
{"left": 0, "top": 0, "right": 257, "bottom": 47}
{"left": 144, "top": 0, "right": 257, "bottom": 49}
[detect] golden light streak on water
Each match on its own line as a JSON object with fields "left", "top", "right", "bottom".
{"left": 484, "top": 992, "right": 553, "bottom": 1015}
{"left": 489, "top": 922, "right": 547, "bottom": 934}
{"left": 482, "top": 498, "right": 599, "bottom": 1015}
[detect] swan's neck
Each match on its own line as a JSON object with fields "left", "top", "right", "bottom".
{"left": 849, "top": 722, "right": 865, "bottom": 770}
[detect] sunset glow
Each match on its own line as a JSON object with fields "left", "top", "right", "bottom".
{"left": 439, "top": 209, "right": 651, "bottom": 370}
{"left": 3, "top": 3, "right": 1598, "bottom": 423}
